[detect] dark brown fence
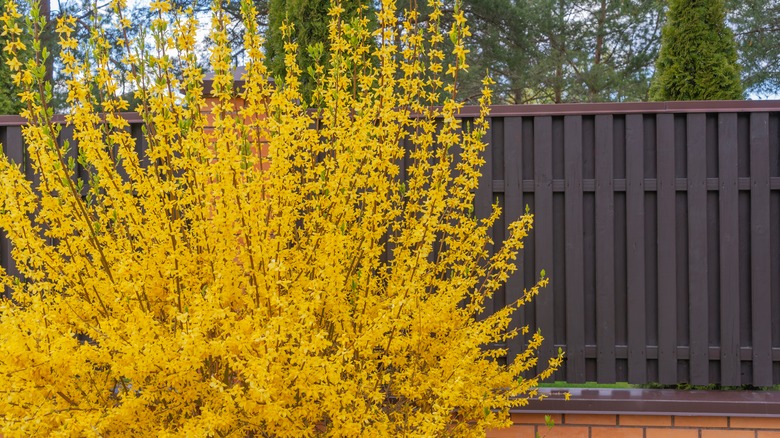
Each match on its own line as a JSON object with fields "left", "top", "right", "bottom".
{"left": 2, "top": 101, "right": 779, "bottom": 387}
{"left": 0, "top": 113, "right": 148, "bottom": 299}
{"left": 455, "top": 101, "right": 780, "bottom": 387}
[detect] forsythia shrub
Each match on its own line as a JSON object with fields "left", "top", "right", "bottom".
{"left": 0, "top": 0, "right": 562, "bottom": 436}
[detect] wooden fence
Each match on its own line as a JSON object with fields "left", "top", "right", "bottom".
{"left": 1, "top": 101, "right": 779, "bottom": 387}
{"left": 462, "top": 101, "right": 780, "bottom": 387}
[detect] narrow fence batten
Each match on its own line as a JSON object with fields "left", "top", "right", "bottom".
{"left": 476, "top": 118, "right": 494, "bottom": 319}
{"left": 625, "top": 114, "right": 647, "bottom": 384}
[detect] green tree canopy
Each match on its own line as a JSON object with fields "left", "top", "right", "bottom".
{"left": 0, "top": 0, "right": 28, "bottom": 114}
{"left": 650, "top": 0, "right": 743, "bottom": 100}
{"left": 457, "top": 0, "right": 665, "bottom": 104}
{"left": 265, "top": 0, "right": 371, "bottom": 102}
{"left": 0, "top": 42, "right": 24, "bottom": 115}
{"left": 728, "top": 0, "right": 780, "bottom": 98}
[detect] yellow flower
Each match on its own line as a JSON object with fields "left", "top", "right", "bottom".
{"left": 6, "top": 56, "right": 21, "bottom": 71}
{"left": 0, "top": 0, "right": 558, "bottom": 436}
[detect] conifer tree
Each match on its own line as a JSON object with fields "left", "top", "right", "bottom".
{"left": 650, "top": 0, "right": 743, "bottom": 101}
{"left": 0, "top": 0, "right": 25, "bottom": 114}
{"left": 265, "top": 0, "right": 370, "bottom": 102}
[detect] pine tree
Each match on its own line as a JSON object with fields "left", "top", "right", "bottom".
{"left": 650, "top": 0, "right": 743, "bottom": 101}
{"left": 458, "top": 0, "right": 664, "bottom": 104}
{"left": 727, "top": 0, "right": 780, "bottom": 98}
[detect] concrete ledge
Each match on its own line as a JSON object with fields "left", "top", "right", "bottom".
{"left": 515, "top": 388, "right": 780, "bottom": 417}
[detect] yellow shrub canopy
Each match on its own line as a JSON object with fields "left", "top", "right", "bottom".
{"left": 0, "top": 0, "right": 561, "bottom": 435}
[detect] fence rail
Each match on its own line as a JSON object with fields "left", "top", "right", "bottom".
{"left": 1, "top": 101, "right": 779, "bottom": 386}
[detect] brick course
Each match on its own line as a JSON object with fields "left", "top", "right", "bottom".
{"left": 675, "top": 415, "right": 729, "bottom": 428}
{"left": 619, "top": 414, "right": 672, "bottom": 426}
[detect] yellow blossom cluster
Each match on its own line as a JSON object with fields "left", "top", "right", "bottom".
{"left": 0, "top": 0, "right": 562, "bottom": 435}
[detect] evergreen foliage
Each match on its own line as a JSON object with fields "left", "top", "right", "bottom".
{"left": 727, "top": 0, "right": 780, "bottom": 98}
{"left": 459, "top": 0, "right": 664, "bottom": 103}
{"left": 0, "top": 47, "right": 23, "bottom": 115}
{"left": 0, "top": 0, "right": 25, "bottom": 114}
{"left": 265, "top": 0, "right": 370, "bottom": 102}
{"left": 650, "top": 0, "right": 743, "bottom": 100}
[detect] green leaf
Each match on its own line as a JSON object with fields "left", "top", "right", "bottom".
{"left": 449, "top": 31, "right": 458, "bottom": 45}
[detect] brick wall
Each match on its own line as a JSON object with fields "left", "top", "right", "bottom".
{"left": 488, "top": 413, "right": 780, "bottom": 437}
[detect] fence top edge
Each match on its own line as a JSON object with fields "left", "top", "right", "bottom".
{"left": 464, "top": 100, "right": 780, "bottom": 117}
{"left": 0, "top": 112, "right": 145, "bottom": 126}
{"left": 1, "top": 101, "right": 779, "bottom": 126}
{"left": 0, "top": 115, "right": 27, "bottom": 126}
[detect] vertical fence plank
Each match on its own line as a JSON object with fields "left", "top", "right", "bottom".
{"left": 656, "top": 113, "right": 678, "bottom": 384}
{"left": 491, "top": 118, "right": 506, "bottom": 314}
{"left": 58, "top": 124, "right": 84, "bottom": 196}
{"left": 750, "top": 113, "right": 773, "bottom": 386}
{"left": 718, "top": 113, "right": 741, "bottom": 386}
{"left": 534, "top": 116, "right": 555, "bottom": 374}
{"left": 1, "top": 126, "right": 24, "bottom": 297}
{"left": 504, "top": 117, "right": 526, "bottom": 362}
{"left": 131, "top": 122, "right": 150, "bottom": 169}
{"left": 1, "top": 126, "right": 24, "bottom": 165}
{"left": 564, "top": 115, "right": 586, "bottom": 383}
{"left": 687, "top": 113, "right": 709, "bottom": 385}
{"left": 477, "top": 119, "right": 494, "bottom": 318}
{"left": 595, "top": 114, "right": 616, "bottom": 382}
{"left": 626, "top": 114, "right": 647, "bottom": 383}
{"left": 386, "top": 134, "right": 411, "bottom": 264}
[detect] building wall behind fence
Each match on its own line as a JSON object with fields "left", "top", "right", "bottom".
{"left": 1, "top": 101, "right": 780, "bottom": 387}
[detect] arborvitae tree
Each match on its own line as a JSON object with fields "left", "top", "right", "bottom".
{"left": 0, "top": 45, "right": 23, "bottom": 114}
{"left": 265, "top": 0, "right": 370, "bottom": 103}
{"left": 0, "top": 0, "right": 26, "bottom": 114}
{"left": 650, "top": 0, "right": 743, "bottom": 101}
